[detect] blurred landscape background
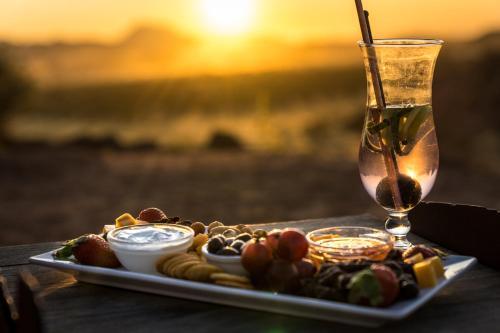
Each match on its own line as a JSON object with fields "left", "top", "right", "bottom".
{"left": 1, "top": 0, "right": 499, "bottom": 245}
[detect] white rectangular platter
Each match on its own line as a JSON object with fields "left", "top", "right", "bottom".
{"left": 30, "top": 252, "right": 476, "bottom": 327}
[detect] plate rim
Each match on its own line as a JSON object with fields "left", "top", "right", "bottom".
{"left": 29, "top": 251, "right": 476, "bottom": 323}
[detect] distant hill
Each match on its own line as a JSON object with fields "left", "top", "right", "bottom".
{"left": 3, "top": 28, "right": 499, "bottom": 171}
{"left": 0, "top": 25, "right": 196, "bottom": 85}
{"left": 0, "top": 25, "right": 359, "bottom": 86}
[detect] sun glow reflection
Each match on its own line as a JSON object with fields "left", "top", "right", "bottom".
{"left": 200, "top": 0, "right": 255, "bottom": 35}
{"left": 407, "top": 168, "right": 417, "bottom": 179}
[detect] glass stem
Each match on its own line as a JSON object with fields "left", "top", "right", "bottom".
{"left": 385, "top": 212, "right": 411, "bottom": 249}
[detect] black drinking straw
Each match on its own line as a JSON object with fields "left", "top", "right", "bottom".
{"left": 354, "top": 0, "right": 403, "bottom": 210}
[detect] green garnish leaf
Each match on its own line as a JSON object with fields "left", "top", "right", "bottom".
{"left": 53, "top": 237, "right": 80, "bottom": 260}
{"left": 53, "top": 245, "right": 73, "bottom": 260}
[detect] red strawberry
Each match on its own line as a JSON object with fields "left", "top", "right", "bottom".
{"left": 54, "top": 234, "right": 121, "bottom": 268}
{"left": 138, "top": 207, "right": 167, "bottom": 223}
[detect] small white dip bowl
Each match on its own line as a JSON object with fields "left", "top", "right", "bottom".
{"left": 201, "top": 244, "right": 248, "bottom": 276}
{"left": 107, "top": 224, "right": 194, "bottom": 274}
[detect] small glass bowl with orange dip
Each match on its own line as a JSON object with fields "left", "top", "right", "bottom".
{"left": 306, "top": 227, "right": 393, "bottom": 264}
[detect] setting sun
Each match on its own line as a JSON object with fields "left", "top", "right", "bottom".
{"left": 200, "top": 0, "right": 255, "bottom": 35}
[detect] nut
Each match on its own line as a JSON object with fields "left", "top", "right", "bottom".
{"left": 217, "top": 246, "right": 240, "bottom": 256}
{"left": 207, "top": 237, "right": 224, "bottom": 254}
{"left": 168, "top": 216, "right": 181, "bottom": 223}
{"left": 222, "top": 228, "right": 239, "bottom": 238}
{"left": 190, "top": 222, "right": 206, "bottom": 235}
{"left": 241, "top": 227, "right": 253, "bottom": 234}
{"left": 253, "top": 229, "right": 267, "bottom": 239}
{"left": 176, "top": 220, "right": 193, "bottom": 226}
{"left": 231, "top": 240, "right": 245, "bottom": 253}
{"left": 235, "top": 224, "right": 247, "bottom": 231}
{"left": 235, "top": 233, "right": 252, "bottom": 243}
{"left": 208, "top": 221, "right": 224, "bottom": 232}
{"left": 209, "top": 226, "right": 230, "bottom": 237}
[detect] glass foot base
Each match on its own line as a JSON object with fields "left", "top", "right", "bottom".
{"left": 385, "top": 213, "right": 412, "bottom": 250}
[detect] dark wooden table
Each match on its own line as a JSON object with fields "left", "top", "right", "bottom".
{"left": 1, "top": 214, "right": 500, "bottom": 333}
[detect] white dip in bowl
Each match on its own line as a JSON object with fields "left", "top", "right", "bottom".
{"left": 107, "top": 224, "right": 194, "bottom": 274}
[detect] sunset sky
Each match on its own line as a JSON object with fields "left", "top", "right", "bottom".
{"left": 1, "top": 0, "right": 500, "bottom": 44}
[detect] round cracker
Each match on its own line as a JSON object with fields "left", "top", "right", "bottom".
{"left": 185, "top": 264, "right": 221, "bottom": 282}
{"left": 162, "top": 253, "right": 197, "bottom": 275}
{"left": 155, "top": 253, "right": 179, "bottom": 273}
{"left": 168, "top": 258, "right": 200, "bottom": 277}
{"left": 166, "top": 256, "right": 191, "bottom": 276}
{"left": 171, "top": 260, "right": 200, "bottom": 279}
{"left": 210, "top": 273, "right": 250, "bottom": 284}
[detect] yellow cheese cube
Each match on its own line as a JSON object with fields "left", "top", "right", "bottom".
{"left": 426, "top": 256, "right": 445, "bottom": 278}
{"left": 413, "top": 260, "right": 438, "bottom": 288}
{"left": 115, "top": 213, "right": 137, "bottom": 227}
{"left": 404, "top": 253, "right": 424, "bottom": 265}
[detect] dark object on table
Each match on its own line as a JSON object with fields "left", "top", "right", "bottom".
{"left": 0, "top": 270, "right": 43, "bottom": 333}
{"left": 410, "top": 201, "right": 500, "bottom": 270}
{"left": 0, "top": 271, "right": 17, "bottom": 333}
{"left": 16, "top": 270, "right": 43, "bottom": 333}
